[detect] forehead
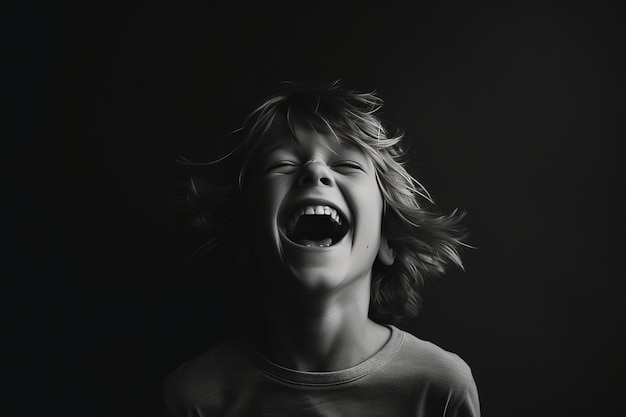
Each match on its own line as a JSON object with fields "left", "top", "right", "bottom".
{"left": 255, "top": 119, "right": 370, "bottom": 160}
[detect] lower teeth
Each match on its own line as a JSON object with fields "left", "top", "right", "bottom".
{"left": 298, "top": 238, "right": 333, "bottom": 247}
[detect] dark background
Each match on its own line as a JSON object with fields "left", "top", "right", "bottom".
{"left": 8, "top": 1, "right": 624, "bottom": 416}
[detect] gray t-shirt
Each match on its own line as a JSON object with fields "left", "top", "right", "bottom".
{"left": 163, "top": 325, "right": 480, "bottom": 416}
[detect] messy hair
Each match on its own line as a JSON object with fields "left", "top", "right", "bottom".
{"left": 180, "top": 81, "right": 467, "bottom": 324}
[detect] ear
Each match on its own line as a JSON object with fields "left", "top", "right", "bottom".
{"left": 377, "top": 235, "right": 396, "bottom": 266}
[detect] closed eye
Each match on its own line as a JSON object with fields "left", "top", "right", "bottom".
{"left": 332, "top": 161, "right": 365, "bottom": 172}
{"left": 266, "top": 160, "right": 299, "bottom": 173}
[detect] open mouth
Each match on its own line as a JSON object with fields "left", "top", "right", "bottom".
{"left": 283, "top": 205, "right": 350, "bottom": 247}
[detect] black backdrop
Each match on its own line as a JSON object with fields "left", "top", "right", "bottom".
{"left": 8, "top": 1, "right": 625, "bottom": 416}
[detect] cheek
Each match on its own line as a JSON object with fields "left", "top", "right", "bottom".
{"left": 344, "top": 180, "right": 385, "bottom": 246}
{"left": 363, "top": 197, "right": 384, "bottom": 232}
{"left": 354, "top": 180, "right": 385, "bottom": 219}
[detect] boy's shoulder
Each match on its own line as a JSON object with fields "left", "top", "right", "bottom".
{"left": 163, "top": 337, "right": 256, "bottom": 409}
{"left": 390, "top": 327, "right": 475, "bottom": 390}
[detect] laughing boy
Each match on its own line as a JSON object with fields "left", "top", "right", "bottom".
{"left": 164, "top": 82, "right": 480, "bottom": 416}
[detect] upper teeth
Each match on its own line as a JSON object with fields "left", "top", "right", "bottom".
{"left": 293, "top": 205, "right": 342, "bottom": 225}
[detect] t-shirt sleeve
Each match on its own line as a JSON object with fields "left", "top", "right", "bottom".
{"left": 447, "top": 375, "right": 480, "bottom": 417}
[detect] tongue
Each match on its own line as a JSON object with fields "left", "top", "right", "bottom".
{"left": 289, "top": 215, "right": 338, "bottom": 247}
{"left": 296, "top": 237, "right": 333, "bottom": 247}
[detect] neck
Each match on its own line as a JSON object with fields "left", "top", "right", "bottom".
{"left": 248, "top": 276, "right": 390, "bottom": 372}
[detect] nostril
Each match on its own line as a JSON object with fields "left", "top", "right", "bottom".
{"left": 298, "top": 162, "right": 333, "bottom": 187}
{"left": 299, "top": 176, "right": 331, "bottom": 186}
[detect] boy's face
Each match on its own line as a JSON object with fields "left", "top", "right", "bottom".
{"left": 244, "top": 121, "right": 387, "bottom": 294}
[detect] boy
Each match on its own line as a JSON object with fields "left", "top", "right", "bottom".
{"left": 164, "top": 81, "right": 480, "bottom": 416}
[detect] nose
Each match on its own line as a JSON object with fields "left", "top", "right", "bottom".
{"left": 298, "top": 161, "right": 334, "bottom": 187}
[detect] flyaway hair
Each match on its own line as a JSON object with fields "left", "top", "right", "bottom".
{"left": 179, "top": 80, "right": 468, "bottom": 324}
